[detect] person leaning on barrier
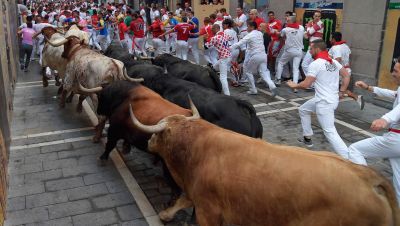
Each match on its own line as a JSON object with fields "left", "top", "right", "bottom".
{"left": 348, "top": 56, "right": 400, "bottom": 204}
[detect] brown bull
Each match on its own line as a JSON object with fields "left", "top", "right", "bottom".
{"left": 131, "top": 108, "right": 400, "bottom": 226}
{"left": 96, "top": 80, "right": 194, "bottom": 164}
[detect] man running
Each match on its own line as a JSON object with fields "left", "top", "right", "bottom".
{"left": 231, "top": 21, "right": 277, "bottom": 96}
{"left": 287, "top": 39, "right": 350, "bottom": 159}
{"left": 205, "top": 24, "right": 232, "bottom": 95}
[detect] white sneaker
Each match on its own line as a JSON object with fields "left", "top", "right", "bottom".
{"left": 246, "top": 90, "right": 257, "bottom": 95}
{"left": 257, "top": 78, "right": 263, "bottom": 84}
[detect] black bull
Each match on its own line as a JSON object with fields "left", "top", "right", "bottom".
{"left": 151, "top": 53, "right": 223, "bottom": 93}
{"left": 128, "top": 64, "right": 263, "bottom": 139}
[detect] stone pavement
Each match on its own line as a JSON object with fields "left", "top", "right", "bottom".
{"left": 121, "top": 74, "right": 394, "bottom": 225}
{"left": 5, "top": 62, "right": 148, "bottom": 226}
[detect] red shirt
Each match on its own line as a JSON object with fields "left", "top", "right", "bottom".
{"left": 118, "top": 22, "right": 129, "bottom": 40}
{"left": 254, "top": 17, "right": 265, "bottom": 29}
{"left": 91, "top": 15, "right": 99, "bottom": 27}
{"left": 130, "top": 18, "right": 145, "bottom": 38}
{"left": 149, "top": 19, "right": 164, "bottom": 38}
{"left": 199, "top": 24, "right": 213, "bottom": 43}
{"left": 267, "top": 19, "right": 282, "bottom": 41}
{"left": 174, "top": 23, "right": 195, "bottom": 41}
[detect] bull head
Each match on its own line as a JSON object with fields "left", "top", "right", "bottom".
{"left": 129, "top": 95, "right": 200, "bottom": 134}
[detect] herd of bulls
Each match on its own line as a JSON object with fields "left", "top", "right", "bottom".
{"left": 39, "top": 25, "right": 400, "bottom": 225}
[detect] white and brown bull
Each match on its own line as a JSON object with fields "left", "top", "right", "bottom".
{"left": 47, "top": 35, "right": 142, "bottom": 142}
{"left": 130, "top": 104, "right": 400, "bottom": 226}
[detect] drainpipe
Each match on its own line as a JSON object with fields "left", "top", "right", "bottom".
{"left": 376, "top": 0, "right": 390, "bottom": 83}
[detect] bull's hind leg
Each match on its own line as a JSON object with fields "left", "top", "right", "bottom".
{"left": 93, "top": 116, "right": 106, "bottom": 143}
{"left": 41, "top": 67, "right": 49, "bottom": 87}
{"left": 59, "top": 90, "right": 68, "bottom": 108}
{"left": 54, "top": 73, "right": 61, "bottom": 86}
{"left": 66, "top": 92, "right": 74, "bottom": 103}
{"left": 98, "top": 124, "right": 118, "bottom": 166}
{"left": 159, "top": 194, "right": 193, "bottom": 222}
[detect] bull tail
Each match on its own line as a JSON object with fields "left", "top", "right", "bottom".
{"left": 377, "top": 179, "right": 400, "bottom": 226}
{"left": 235, "top": 99, "right": 263, "bottom": 138}
{"left": 112, "top": 59, "right": 143, "bottom": 82}
{"left": 205, "top": 67, "right": 223, "bottom": 93}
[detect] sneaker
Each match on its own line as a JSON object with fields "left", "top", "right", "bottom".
{"left": 20, "top": 64, "right": 24, "bottom": 70}
{"left": 274, "top": 79, "right": 281, "bottom": 86}
{"left": 271, "top": 88, "right": 277, "bottom": 97}
{"left": 357, "top": 95, "right": 365, "bottom": 110}
{"left": 293, "top": 89, "right": 298, "bottom": 93}
{"left": 246, "top": 90, "right": 257, "bottom": 95}
{"left": 257, "top": 77, "right": 263, "bottom": 84}
{"left": 297, "top": 136, "right": 313, "bottom": 147}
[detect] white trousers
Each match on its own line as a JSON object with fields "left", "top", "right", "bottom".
{"left": 152, "top": 38, "right": 165, "bottom": 56}
{"left": 165, "top": 33, "right": 176, "bottom": 53}
{"left": 299, "top": 98, "right": 348, "bottom": 158}
{"left": 243, "top": 53, "right": 276, "bottom": 92}
{"left": 213, "top": 57, "right": 231, "bottom": 96}
{"left": 301, "top": 50, "right": 313, "bottom": 75}
{"left": 204, "top": 47, "right": 218, "bottom": 65}
{"left": 133, "top": 37, "right": 147, "bottom": 57}
{"left": 124, "top": 35, "right": 133, "bottom": 54}
{"left": 38, "top": 43, "right": 44, "bottom": 66}
{"left": 176, "top": 40, "right": 189, "bottom": 60}
{"left": 276, "top": 49, "right": 303, "bottom": 83}
{"left": 89, "top": 29, "right": 102, "bottom": 50}
{"left": 348, "top": 132, "right": 400, "bottom": 203}
{"left": 188, "top": 37, "right": 200, "bottom": 64}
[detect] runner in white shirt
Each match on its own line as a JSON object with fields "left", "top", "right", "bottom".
{"left": 275, "top": 16, "right": 304, "bottom": 92}
{"left": 234, "top": 7, "right": 247, "bottom": 50}
{"left": 348, "top": 57, "right": 400, "bottom": 203}
{"left": 287, "top": 39, "right": 350, "bottom": 158}
{"left": 231, "top": 21, "right": 277, "bottom": 96}
{"left": 329, "top": 31, "right": 365, "bottom": 109}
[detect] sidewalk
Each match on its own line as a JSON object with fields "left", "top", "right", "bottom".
{"left": 5, "top": 63, "right": 148, "bottom": 226}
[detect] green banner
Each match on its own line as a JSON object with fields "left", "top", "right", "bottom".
{"left": 390, "top": 2, "right": 400, "bottom": 9}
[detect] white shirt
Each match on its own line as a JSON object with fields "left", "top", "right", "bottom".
{"left": 374, "top": 86, "right": 400, "bottom": 129}
{"left": 308, "top": 59, "right": 343, "bottom": 104}
{"left": 231, "top": 30, "right": 265, "bottom": 56}
{"left": 234, "top": 14, "right": 247, "bottom": 32}
{"left": 150, "top": 9, "right": 160, "bottom": 21}
{"left": 213, "top": 20, "right": 223, "bottom": 32}
{"left": 175, "top": 8, "right": 182, "bottom": 16}
{"left": 224, "top": 28, "right": 238, "bottom": 46}
{"left": 140, "top": 9, "right": 147, "bottom": 23}
{"left": 281, "top": 25, "right": 304, "bottom": 52}
{"left": 329, "top": 43, "right": 351, "bottom": 68}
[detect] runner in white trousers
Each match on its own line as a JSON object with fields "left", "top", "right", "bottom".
{"left": 348, "top": 57, "right": 400, "bottom": 203}
{"left": 231, "top": 21, "right": 277, "bottom": 96}
{"left": 275, "top": 16, "right": 304, "bottom": 93}
{"left": 287, "top": 39, "right": 350, "bottom": 158}
{"left": 205, "top": 24, "right": 232, "bottom": 96}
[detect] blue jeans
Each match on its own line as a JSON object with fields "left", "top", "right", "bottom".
{"left": 20, "top": 43, "right": 33, "bottom": 68}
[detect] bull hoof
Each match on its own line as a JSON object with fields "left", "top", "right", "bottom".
{"left": 97, "top": 157, "right": 108, "bottom": 166}
{"left": 59, "top": 102, "right": 66, "bottom": 109}
{"left": 55, "top": 80, "right": 61, "bottom": 86}
{"left": 159, "top": 210, "right": 174, "bottom": 222}
{"left": 66, "top": 96, "right": 74, "bottom": 103}
{"left": 42, "top": 79, "right": 49, "bottom": 87}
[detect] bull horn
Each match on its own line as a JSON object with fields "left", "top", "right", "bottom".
{"left": 124, "top": 73, "right": 144, "bottom": 83}
{"left": 186, "top": 95, "right": 200, "bottom": 120}
{"left": 129, "top": 104, "right": 167, "bottom": 133}
{"left": 46, "top": 37, "right": 68, "bottom": 47}
{"left": 138, "top": 57, "right": 155, "bottom": 60}
{"left": 78, "top": 81, "right": 103, "bottom": 93}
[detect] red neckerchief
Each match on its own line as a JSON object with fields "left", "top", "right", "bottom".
{"left": 333, "top": 40, "right": 346, "bottom": 46}
{"left": 210, "top": 19, "right": 215, "bottom": 24}
{"left": 286, "top": 23, "right": 300, "bottom": 29}
{"left": 313, "top": 50, "right": 333, "bottom": 64}
{"left": 268, "top": 18, "right": 276, "bottom": 23}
